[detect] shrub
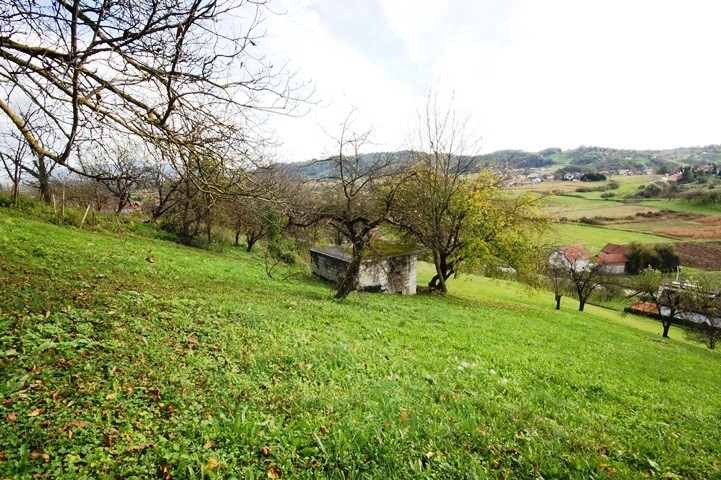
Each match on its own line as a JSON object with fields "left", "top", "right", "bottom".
{"left": 626, "top": 242, "right": 660, "bottom": 274}
{"left": 654, "top": 244, "right": 680, "bottom": 273}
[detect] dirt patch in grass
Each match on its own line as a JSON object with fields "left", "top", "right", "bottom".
{"left": 661, "top": 225, "right": 721, "bottom": 239}
{"left": 674, "top": 241, "right": 721, "bottom": 270}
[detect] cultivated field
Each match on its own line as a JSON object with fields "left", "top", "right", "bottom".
{"left": 1, "top": 210, "right": 720, "bottom": 479}
{"left": 534, "top": 176, "right": 721, "bottom": 271}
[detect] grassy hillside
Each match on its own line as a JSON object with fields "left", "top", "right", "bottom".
{"left": 1, "top": 210, "right": 720, "bottom": 479}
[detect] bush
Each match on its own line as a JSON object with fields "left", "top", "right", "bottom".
{"left": 600, "top": 192, "right": 616, "bottom": 199}
{"left": 626, "top": 242, "right": 660, "bottom": 274}
{"left": 654, "top": 244, "right": 680, "bottom": 273}
{"left": 581, "top": 172, "right": 607, "bottom": 182}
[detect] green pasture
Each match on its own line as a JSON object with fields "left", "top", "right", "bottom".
{"left": 541, "top": 196, "right": 662, "bottom": 220}
{"left": 544, "top": 223, "right": 672, "bottom": 253}
{"left": 638, "top": 199, "right": 721, "bottom": 216}
{"left": 1, "top": 210, "right": 720, "bottom": 479}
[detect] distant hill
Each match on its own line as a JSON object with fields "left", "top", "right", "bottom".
{"left": 283, "top": 145, "right": 721, "bottom": 179}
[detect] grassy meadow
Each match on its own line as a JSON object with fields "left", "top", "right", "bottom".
{"left": 1, "top": 208, "right": 721, "bottom": 479}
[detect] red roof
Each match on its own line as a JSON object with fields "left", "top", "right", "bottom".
{"left": 558, "top": 245, "right": 590, "bottom": 261}
{"left": 630, "top": 301, "right": 659, "bottom": 315}
{"left": 600, "top": 243, "right": 626, "bottom": 255}
{"left": 597, "top": 253, "right": 627, "bottom": 266}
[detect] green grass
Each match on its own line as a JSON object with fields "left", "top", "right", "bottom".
{"left": 544, "top": 222, "right": 672, "bottom": 253}
{"left": 638, "top": 199, "right": 721, "bottom": 216}
{"left": 1, "top": 210, "right": 720, "bottom": 479}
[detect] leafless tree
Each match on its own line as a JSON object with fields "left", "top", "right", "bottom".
{"left": 388, "top": 90, "right": 481, "bottom": 293}
{"left": 80, "top": 140, "right": 151, "bottom": 213}
{"left": 627, "top": 270, "right": 686, "bottom": 338}
{"left": 0, "top": 107, "right": 61, "bottom": 203}
{"left": 551, "top": 248, "right": 607, "bottom": 312}
{"left": 291, "top": 114, "right": 403, "bottom": 299}
{"left": 221, "top": 163, "right": 299, "bottom": 251}
{"left": 682, "top": 282, "right": 721, "bottom": 349}
{"left": 1, "top": 0, "right": 310, "bottom": 197}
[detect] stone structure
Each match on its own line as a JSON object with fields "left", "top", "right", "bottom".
{"left": 310, "top": 246, "right": 417, "bottom": 294}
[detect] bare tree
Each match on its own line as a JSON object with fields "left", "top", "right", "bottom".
{"left": 291, "top": 115, "right": 402, "bottom": 299}
{"left": 80, "top": 141, "right": 151, "bottom": 213}
{"left": 221, "top": 164, "right": 298, "bottom": 251}
{"left": 551, "top": 247, "right": 606, "bottom": 312}
{"left": 627, "top": 270, "right": 686, "bottom": 338}
{"left": 683, "top": 282, "right": 721, "bottom": 349}
{"left": 545, "top": 263, "right": 567, "bottom": 310}
{"left": 0, "top": 133, "right": 26, "bottom": 206}
{"left": 0, "top": 108, "right": 60, "bottom": 203}
{"left": 1, "top": 0, "right": 310, "bottom": 195}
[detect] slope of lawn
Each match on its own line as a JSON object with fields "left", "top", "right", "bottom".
{"left": 1, "top": 210, "right": 720, "bottom": 479}
{"left": 544, "top": 223, "right": 672, "bottom": 253}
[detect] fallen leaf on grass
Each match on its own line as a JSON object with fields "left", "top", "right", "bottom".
{"left": 65, "top": 420, "right": 89, "bottom": 429}
{"left": 267, "top": 463, "right": 281, "bottom": 479}
{"left": 28, "top": 408, "right": 43, "bottom": 417}
{"left": 399, "top": 411, "right": 409, "bottom": 421}
{"left": 0, "top": 451, "right": 5, "bottom": 461}
{"left": 158, "top": 464, "right": 173, "bottom": 480}
{"left": 146, "top": 257, "right": 154, "bottom": 263}
{"left": 148, "top": 389, "right": 161, "bottom": 400}
{"left": 6, "top": 413, "right": 16, "bottom": 423}
{"left": 126, "top": 443, "right": 153, "bottom": 453}
{"left": 260, "top": 447, "right": 271, "bottom": 457}
{"left": 30, "top": 452, "right": 50, "bottom": 462}
{"left": 319, "top": 425, "right": 328, "bottom": 434}
{"left": 205, "top": 458, "right": 219, "bottom": 472}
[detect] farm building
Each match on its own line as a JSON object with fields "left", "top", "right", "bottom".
{"left": 596, "top": 243, "right": 627, "bottom": 274}
{"left": 548, "top": 245, "right": 590, "bottom": 272}
{"left": 310, "top": 246, "right": 417, "bottom": 295}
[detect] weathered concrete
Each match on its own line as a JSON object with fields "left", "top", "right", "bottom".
{"left": 310, "top": 246, "right": 417, "bottom": 294}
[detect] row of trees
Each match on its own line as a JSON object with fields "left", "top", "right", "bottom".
{"left": 1, "top": 0, "right": 311, "bottom": 238}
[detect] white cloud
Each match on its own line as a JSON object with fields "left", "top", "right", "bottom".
{"left": 262, "top": 0, "right": 721, "bottom": 161}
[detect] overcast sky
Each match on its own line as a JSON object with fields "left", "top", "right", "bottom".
{"left": 261, "top": 0, "right": 721, "bottom": 162}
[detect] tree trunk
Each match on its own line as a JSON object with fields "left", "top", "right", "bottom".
{"left": 662, "top": 321, "right": 671, "bottom": 338}
{"left": 36, "top": 155, "right": 52, "bottom": 204}
{"left": 246, "top": 234, "right": 258, "bottom": 252}
{"left": 555, "top": 294, "right": 562, "bottom": 310}
{"left": 11, "top": 161, "right": 20, "bottom": 206}
{"left": 336, "top": 243, "right": 364, "bottom": 299}
{"left": 578, "top": 299, "right": 586, "bottom": 312}
{"left": 428, "top": 252, "right": 451, "bottom": 293}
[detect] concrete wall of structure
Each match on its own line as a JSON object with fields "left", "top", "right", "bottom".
{"left": 310, "top": 248, "right": 417, "bottom": 295}
{"left": 358, "top": 254, "right": 417, "bottom": 295}
{"left": 310, "top": 250, "right": 347, "bottom": 285}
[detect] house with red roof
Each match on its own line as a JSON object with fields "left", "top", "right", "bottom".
{"left": 596, "top": 243, "right": 627, "bottom": 274}
{"left": 549, "top": 245, "right": 590, "bottom": 272}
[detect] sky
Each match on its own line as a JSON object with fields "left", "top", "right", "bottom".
{"left": 260, "top": 0, "right": 721, "bottom": 162}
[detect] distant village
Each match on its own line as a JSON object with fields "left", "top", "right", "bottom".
{"left": 509, "top": 163, "right": 718, "bottom": 186}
